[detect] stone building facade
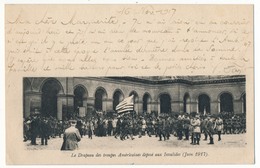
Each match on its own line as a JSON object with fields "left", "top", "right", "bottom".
{"left": 23, "top": 76, "right": 246, "bottom": 120}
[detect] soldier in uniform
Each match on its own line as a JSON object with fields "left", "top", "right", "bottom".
{"left": 120, "top": 117, "right": 127, "bottom": 140}
{"left": 107, "top": 118, "right": 113, "bottom": 136}
{"left": 137, "top": 117, "right": 143, "bottom": 138}
{"left": 231, "top": 117, "right": 236, "bottom": 134}
{"left": 200, "top": 116, "right": 209, "bottom": 140}
{"left": 114, "top": 117, "right": 122, "bottom": 139}
{"left": 154, "top": 118, "right": 159, "bottom": 137}
{"left": 215, "top": 116, "right": 224, "bottom": 141}
{"left": 165, "top": 116, "right": 171, "bottom": 140}
{"left": 141, "top": 117, "right": 147, "bottom": 136}
{"left": 206, "top": 116, "right": 216, "bottom": 145}
{"left": 87, "top": 119, "right": 94, "bottom": 139}
{"left": 222, "top": 118, "right": 228, "bottom": 134}
{"left": 241, "top": 115, "right": 246, "bottom": 133}
{"left": 151, "top": 117, "right": 156, "bottom": 136}
{"left": 103, "top": 118, "right": 108, "bottom": 136}
{"left": 226, "top": 118, "right": 232, "bottom": 134}
{"left": 189, "top": 116, "right": 195, "bottom": 144}
{"left": 112, "top": 118, "right": 117, "bottom": 136}
{"left": 158, "top": 116, "right": 166, "bottom": 141}
{"left": 126, "top": 117, "right": 135, "bottom": 140}
{"left": 190, "top": 114, "right": 201, "bottom": 145}
{"left": 146, "top": 118, "right": 153, "bottom": 137}
{"left": 183, "top": 114, "right": 190, "bottom": 140}
{"left": 176, "top": 115, "right": 183, "bottom": 140}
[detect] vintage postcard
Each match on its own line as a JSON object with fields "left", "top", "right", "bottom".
{"left": 5, "top": 4, "right": 254, "bottom": 164}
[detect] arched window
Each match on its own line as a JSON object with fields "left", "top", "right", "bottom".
{"left": 198, "top": 94, "right": 210, "bottom": 114}
{"left": 74, "top": 85, "right": 87, "bottom": 114}
{"left": 113, "top": 90, "right": 124, "bottom": 110}
{"left": 159, "top": 93, "right": 171, "bottom": 113}
{"left": 94, "top": 87, "right": 107, "bottom": 111}
{"left": 41, "top": 79, "right": 62, "bottom": 118}
{"left": 143, "top": 93, "right": 151, "bottom": 113}
{"left": 219, "top": 92, "right": 233, "bottom": 112}
{"left": 183, "top": 93, "right": 191, "bottom": 113}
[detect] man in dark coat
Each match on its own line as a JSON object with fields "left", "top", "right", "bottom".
{"left": 39, "top": 117, "right": 50, "bottom": 145}
{"left": 30, "top": 114, "right": 40, "bottom": 145}
{"left": 61, "top": 120, "right": 81, "bottom": 151}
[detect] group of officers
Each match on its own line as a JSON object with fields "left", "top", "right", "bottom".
{"left": 23, "top": 111, "right": 246, "bottom": 150}
{"left": 113, "top": 113, "right": 224, "bottom": 145}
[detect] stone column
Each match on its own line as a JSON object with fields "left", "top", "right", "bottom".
{"left": 82, "top": 96, "right": 88, "bottom": 116}
{"left": 149, "top": 101, "right": 158, "bottom": 114}
{"left": 186, "top": 102, "right": 191, "bottom": 113}
{"left": 171, "top": 101, "right": 181, "bottom": 113}
{"left": 57, "top": 94, "right": 74, "bottom": 120}
{"left": 147, "top": 102, "right": 152, "bottom": 113}
{"left": 137, "top": 101, "right": 143, "bottom": 114}
{"left": 104, "top": 98, "right": 113, "bottom": 111}
{"left": 24, "top": 92, "right": 42, "bottom": 118}
{"left": 190, "top": 101, "right": 198, "bottom": 113}
{"left": 157, "top": 101, "right": 161, "bottom": 114}
{"left": 24, "top": 94, "right": 31, "bottom": 118}
{"left": 179, "top": 101, "right": 184, "bottom": 113}
{"left": 87, "top": 97, "right": 95, "bottom": 112}
{"left": 134, "top": 103, "right": 139, "bottom": 113}
{"left": 211, "top": 100, "right": 219, "bottom": 115}
{"left": 57, "top": 96, "right": 63, "bottom": 120}
{"left": 102, "top": 99, "right": 107, "bottom": 112}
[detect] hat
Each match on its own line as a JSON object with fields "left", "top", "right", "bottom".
{"left": 69, "top": 119, "right": 77, "bottom": 124}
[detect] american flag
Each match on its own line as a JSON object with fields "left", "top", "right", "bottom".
{"left": 116, "top": 95, "right": 134, "bottom": 114}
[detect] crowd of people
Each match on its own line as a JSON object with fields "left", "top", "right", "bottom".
{"left": 23, "top": 111, "right": 246, "bottom": 149}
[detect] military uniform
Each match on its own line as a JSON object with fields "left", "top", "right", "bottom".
{"left": 158, "top": 117, "right": 166, "bottom": 141}
{"left": 206, "top": 117, "right": 215, "bottom": 144}
{"left": 146, "top": 118, "right": 153, "bottom": 137}
{"left": 215, "top": 117, "right": 223, "bottom": 141}
{"left": 191, "top": 116, "right": 201, "bottom": 145}
{"left": 241, "top": 117, "right": 246, "bottom": 133}
{"left": 226, "top": 119, "right": 232, "bottom": 134}
{"left": 200, "top": 117, "right": 208, "bottom": 140}
{"left": 120, "top": 118, "right": 128, "bottom": 140}
{"left": 137, "top": 118, "right": 143, "bottom": 138}
{"left": 165, "top": 117, "right": 171, "bottom": 140}
{"left": 183, "top": 116, "right": 190, "bottom": 140}
{"left": 176, "top": 117, "right": 183, "bottom": 140}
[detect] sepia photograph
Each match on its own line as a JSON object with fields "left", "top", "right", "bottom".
{"left": 23, "top": 76, "right": 246, "bottom": 151}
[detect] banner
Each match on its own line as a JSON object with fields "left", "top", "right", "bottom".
{"left": 116, "top": 95, "right": 134, "bottom": 114}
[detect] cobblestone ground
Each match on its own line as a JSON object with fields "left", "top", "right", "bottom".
{"left": 25, "top": 133, "right": 246, "bottom": 151}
